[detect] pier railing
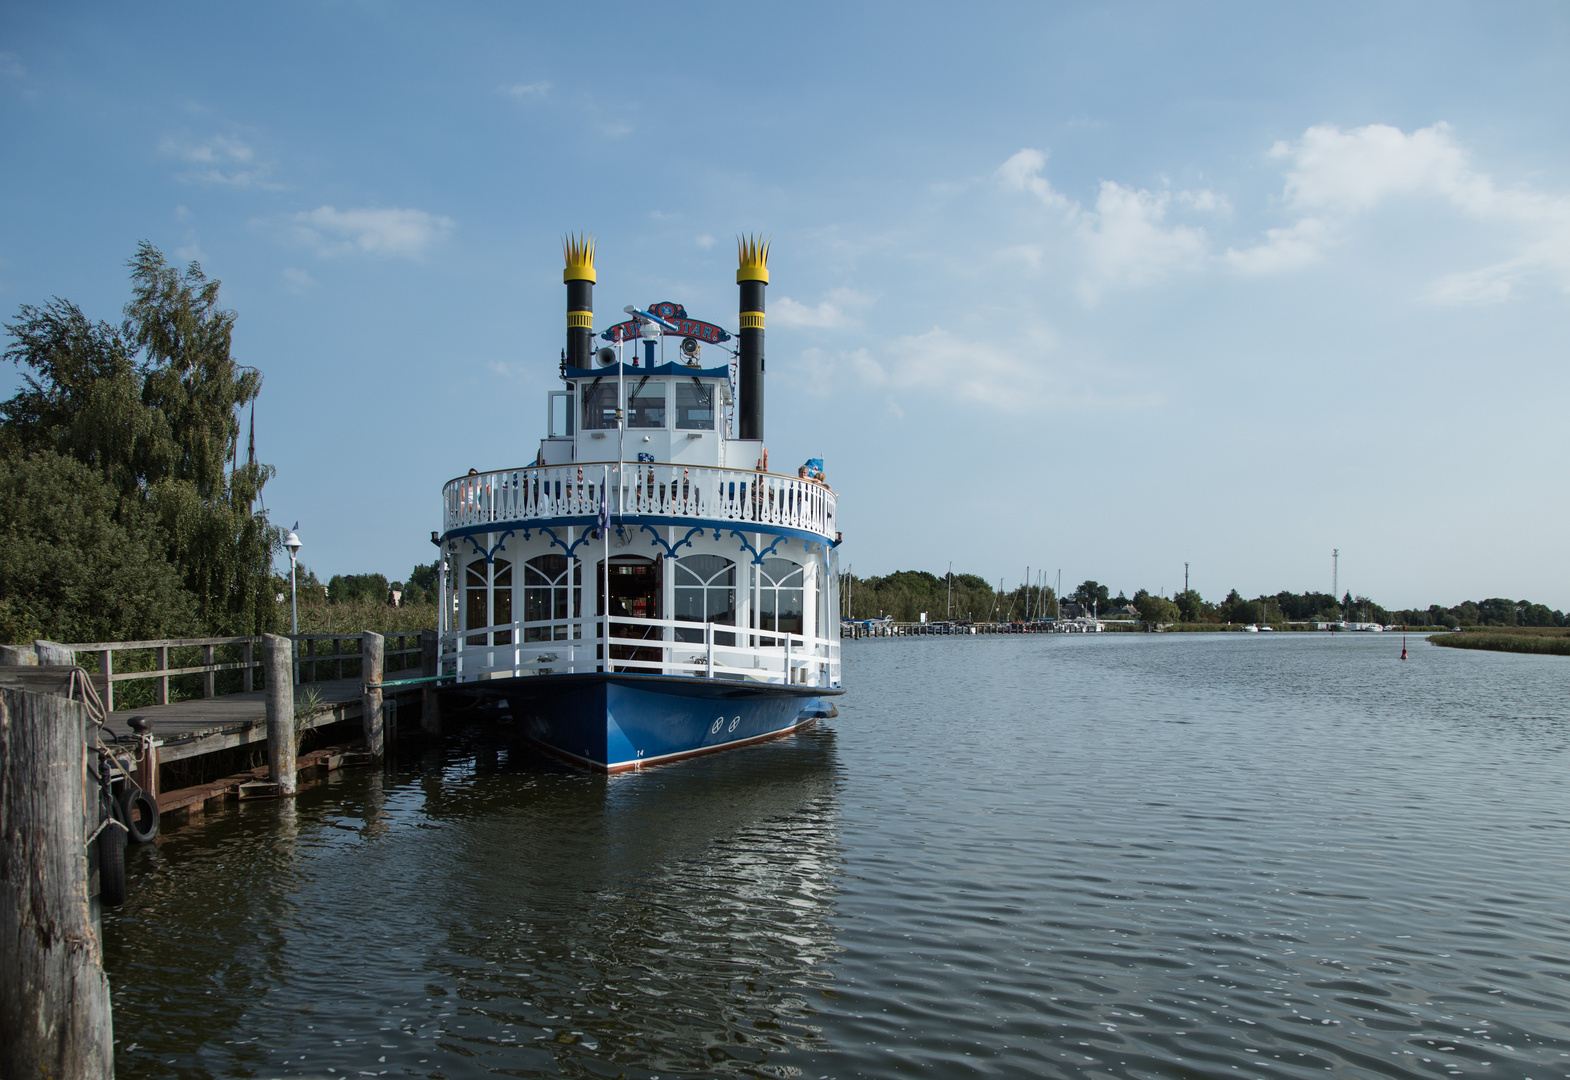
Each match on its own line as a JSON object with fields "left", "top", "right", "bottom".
{"left": 444, "top": 463, "right": 837, "bottom": 541}
{"left": 442, "top": 613, "right": 841, "bottom": 689}
{"left": 42, "top": 632, "right": 426, "bottom": 712}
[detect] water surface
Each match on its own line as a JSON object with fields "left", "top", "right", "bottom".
{"left": 107, "top": 633, "right": 1570, "bottom": 1078}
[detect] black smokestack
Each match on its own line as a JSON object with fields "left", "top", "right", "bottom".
{"left": 736, "top": 235, "right": 769, "bottom": 441}
{"left": 563, "top": 234, "right": 594, "bottom": 369}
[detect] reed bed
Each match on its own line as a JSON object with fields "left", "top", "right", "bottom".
{"left": 1428, "top": 626, "right": 1570, "bottom": 656}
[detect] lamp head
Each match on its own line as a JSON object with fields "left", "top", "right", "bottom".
{"left": 284, "top": 530, "right": 302, "bottom": 555}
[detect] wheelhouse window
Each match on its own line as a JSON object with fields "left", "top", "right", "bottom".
{"left": 465, "top": 558, "right": 512, "bottom": 646}
{"left": 581, "top": 380, "right": 618, "bottom": 430}
{"left": 627, "top": 379, "right": 667, "bottom": 428}
{"left": 754, "top": 557, "right": 804, "bottom": 639}
{"left": 523, "top": 555, "right": 580, "bottom": 642}
{"left": 674, "top": 554, "right": 735, "bottom": 645}
{"left": 675, "top": 381, "right": 715, "bottom": 430}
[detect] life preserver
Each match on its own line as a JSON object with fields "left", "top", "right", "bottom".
{"left": 119, "top": 787, "right": 160, "bottom": 844}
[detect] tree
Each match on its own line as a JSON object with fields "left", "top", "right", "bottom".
{"left": 1521, "top": 603, "right": 1556, "bottom": 627}
{"left": 1219, "top": 589, "right": 1259, "bottom": 624}
{"left": 328, "top": 573, "right": 391, "bottom": 605}
{"left": 2, "top": 243, "right": 281, "bottom": 639}
{"left": 1135, "top": 593, "right": 1180, "bottom": 627}
{"left": 0, "top": 451, "right": 194, "bottom": 644}
{"left": 1173, "top": 589, "right": 1207, "bottom": 622}
{"left": 1477, "top": 598, "right": 1518, "bottom": 627}
{"left": 1072, "top": 580, "right": 1110, "bottom": 610}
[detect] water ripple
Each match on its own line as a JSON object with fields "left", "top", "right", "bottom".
{"left": 104, "top": 633, "right": 1570, "bottom": 1078}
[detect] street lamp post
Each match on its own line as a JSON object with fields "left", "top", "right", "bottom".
{"left": 284, "top": 527, "right": 302, "bottom": 684}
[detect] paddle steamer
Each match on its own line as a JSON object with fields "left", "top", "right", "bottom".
{"left": 434, "top": 236, "right": 844, "bottom": 771}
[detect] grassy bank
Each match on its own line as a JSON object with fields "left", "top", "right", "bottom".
{"left": 1427, "top": 626, "right": 1570, "bottom": 657}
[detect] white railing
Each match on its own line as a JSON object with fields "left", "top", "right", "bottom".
{"left": 441, "top": 614, "right": 842, "bottom": 689}
{"left": 444, "top": 464, "right": 837, "bottom": 541}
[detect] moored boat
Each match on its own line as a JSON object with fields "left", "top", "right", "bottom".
{"left": 433, "top": 236, "right": 844, "bottom": 771}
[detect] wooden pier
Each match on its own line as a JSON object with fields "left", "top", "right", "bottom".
{"left": 2, "top": 630, "right": 439, "bottom": 820}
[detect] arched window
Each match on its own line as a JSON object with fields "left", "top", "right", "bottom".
{"left": 754, "top": 558, "right": 804, "bottom": 639}
{"left": 674, "top": 554, "right": 735, "bottom": 645}
{"left": 523, "top": 555, "right": 580, "bottom": 642}
{"left": 464, "top": 558, "right": 512, "bottom": 646}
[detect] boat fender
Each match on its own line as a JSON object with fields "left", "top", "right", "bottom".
{"left": 119, "top": 786, "right": 160, "bottom": 844}
{"left": 99, "top": 796, "right": 128, "bottom": 906}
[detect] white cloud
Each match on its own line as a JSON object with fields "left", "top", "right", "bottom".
{"left": 289, "top": 206, "right": 455, "bottom": 259}
{"left": 1275, "top": 122, "right": 1477, "bottom": 214}
{"left": 695, "top": 234, "right": 715, "bottom": 249}
{"left": 792, "top": 326, "right": 1142, "bottom": 414}
{"left": 160, "top": 133, "right": 280, "bottom": 188}
{"left": 997, "top": 149, "right": 1073, "bottom": 213}
{"left": 504, "top": 81, "right": 551, "bottom": 99}
{"left": 281, "top": 267, "right": 316, "bottom": 293}
{"left": 773, "top": 288, "right": 870, "bottom": 330}
{"left": 1232, "top": 122, "right": 1570, "bottom": 297}
{"left": 1076, "top": 182, "right": 1208, "bottom": 303}
{"left": 998, "top": 149, "right": 1217, "bottom": 303}
{"left": 1224, "top": 217, "right": 1329, "bottom": 274}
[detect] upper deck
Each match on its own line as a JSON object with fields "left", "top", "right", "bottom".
{"left": 442, "top": 462, "right": 837, "bottom": 543}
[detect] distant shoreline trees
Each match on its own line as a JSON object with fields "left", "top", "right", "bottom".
{"left": 840, "top": 571, "right": 1566, "bottom": 629}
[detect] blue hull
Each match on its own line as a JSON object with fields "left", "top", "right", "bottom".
{"left": 477, "top": 673, "right": 843, "bottom": 772}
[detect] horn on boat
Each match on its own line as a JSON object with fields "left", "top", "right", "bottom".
{"left": 736, "top": 234, "right": 769, "bottom": 440}
{"left": 563, "top": 233, "right": 595, "bottom": 369}
{"left": 595, "top": 347, "right": 617, "bottom": 367}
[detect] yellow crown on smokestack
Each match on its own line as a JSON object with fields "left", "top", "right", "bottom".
{"left": 737, "top": 234, "right": 770, "bottom": 284}
{"left": 563, "top": 233, "right": 596, "bottom": 283}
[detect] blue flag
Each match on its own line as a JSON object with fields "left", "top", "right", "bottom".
{"left": 597, "top": 486, "right": 610, "bottom": 535}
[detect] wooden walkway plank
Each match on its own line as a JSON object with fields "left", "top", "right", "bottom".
{"left": 104, "top": 677, "right": 414, "bottom": 764}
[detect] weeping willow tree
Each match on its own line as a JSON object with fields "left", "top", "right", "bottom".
{"left": 0, "top": 242, "right": 281, "bottom": 642}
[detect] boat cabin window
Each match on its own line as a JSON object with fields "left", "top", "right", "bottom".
{"left": 548, "top": 391, "right": 574, "bottom": 438}
{"left": 753, "top": 557, "right": 805, "bottom": 638}
{"left": 581, "top": 380, "right": 618, "bottom": 430}
{"left": 675, "top": 381, "right": 715, "bottom": 430}
{"left": 465, "top": 559, "right": 512, "bottom": 646}
{"left": 674, "top": 554, "right": 735, "bottom": 645}
{"left": 627, "top": 379, "right": 667, "bottom": 429}
{"left": 523, "top": 555, "right": 580, "bottom": 642}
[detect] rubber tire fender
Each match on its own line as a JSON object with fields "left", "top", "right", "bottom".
{"left": 99, "top": 797, "right": 128, "bottom": 907}
{"left": 118, "top": 787, "right": 160, "bottom": 844}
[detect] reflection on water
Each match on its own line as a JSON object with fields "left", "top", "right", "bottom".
{"left": 106, "top": 726, "right": 843, "bottom": 1078}
{"left": 107, "top": 634, "right": 1570, "bottom": 1078}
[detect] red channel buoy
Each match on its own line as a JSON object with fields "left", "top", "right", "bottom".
{"left": 1400, "top": 635, "right": 1408, "bottom": 661}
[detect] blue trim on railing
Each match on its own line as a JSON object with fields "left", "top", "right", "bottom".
{"left": 441, "top": 515, "right": 828, "bottom": 551}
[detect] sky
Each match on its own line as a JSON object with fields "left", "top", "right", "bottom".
{"left": 2, "top": 2, "right": 1568, "bottom": 609}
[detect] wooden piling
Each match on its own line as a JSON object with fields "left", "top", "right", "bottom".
{"left": 361, "top": 632, "right": 385, "bottom": 760}
{"left": 0, "top": 687, "right": 115, "bottom": 1080}
{"left": 263, "top": 633, "right": 296, "bottom": 796}
{"left": 34, "top": 640, "right": 75, "bottom": 667}
{"left": 0, "top": 645, "right": 37, "bottom": 666}
{"left": 420, "top": 628, "right": 441, "bottom": 735}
